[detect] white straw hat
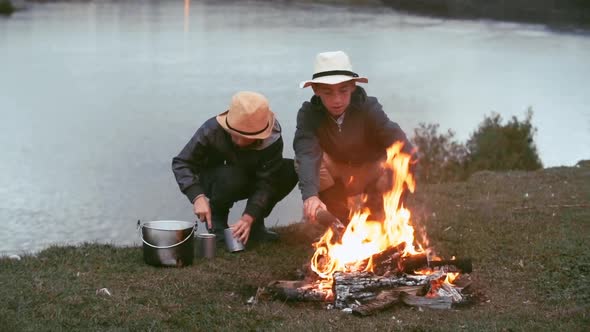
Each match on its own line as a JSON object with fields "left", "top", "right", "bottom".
{"left": 299, "top": 51, "right": 368, "bottom": 88}
{"left": 216, "top": 91, "right": 275, "bottom": 140}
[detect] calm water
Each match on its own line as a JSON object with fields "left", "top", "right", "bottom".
{"left": 1, "top": 0, "right": 589, "bottom": 255}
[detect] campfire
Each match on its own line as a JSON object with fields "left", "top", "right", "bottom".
{"left": 268, "top": 143, "right": 474, "bottom": 315}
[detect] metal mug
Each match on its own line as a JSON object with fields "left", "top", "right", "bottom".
{"left": 224, "top": 228, "right": 245, "bottom": 252}
{"left": 196, "top": 233, "right": 216, "bottom": 259}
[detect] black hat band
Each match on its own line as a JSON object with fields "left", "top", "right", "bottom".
{"left": 226, "top": 117, "right": 269, "bottom": 136}
{"left": 312, "top": 70, "right": 359, "bottom": 79}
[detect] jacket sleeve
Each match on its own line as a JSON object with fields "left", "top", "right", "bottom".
{"left": 293, "top": 103, "right": 322, "bottom": 200}
{"left": 243, "top": 138, "right": 284, "bottom": 222}
{"left": 171, "top": 125, "right": 212, "bottom": 203}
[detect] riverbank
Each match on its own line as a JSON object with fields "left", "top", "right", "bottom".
{"left": 2, "top": 162, "right": 588, "bottom": 330}
{"left": 382, "top": 0, "right": 590, "bottom": 32}
{"left": 282, "top": 0, "right": 590, "bottom": 32}
{"left": 11, "top": 0, "right": 590, "bottom": 31}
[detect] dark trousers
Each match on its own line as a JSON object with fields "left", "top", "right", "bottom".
{"left": 200, "top": 158, "right": 298, "bottom": 233}
{"left": 319, "top": 168, "right": 407, "bottom": 225}
{"left": 319, "top": 180, "right": 385, "bottom": 225}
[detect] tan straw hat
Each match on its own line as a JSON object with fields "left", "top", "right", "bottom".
{"left": 299, "top": 50, "right": 368, "bottom": 88}
{"left": 216, "top": 91, "right": 275, "bottom": 140}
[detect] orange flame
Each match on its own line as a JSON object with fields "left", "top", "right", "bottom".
{"left": 311, "top": 142, "right": 425, "bottom": 280}
{"left": 445, "top": 272, "right": 459, "bottom": 284}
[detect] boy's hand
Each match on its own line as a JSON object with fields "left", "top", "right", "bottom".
{"left": 303, "top": 196, "right": 327, "bottom": 223}
{"left": 232, "top": 214, "right": 254, "bottom": 244}
{"left": 193, "top": 195, "right": 212, "bottom": 230}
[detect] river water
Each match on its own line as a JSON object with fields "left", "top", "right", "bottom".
{"left": 1, "top": 0, "right": 589, "bottom": 255}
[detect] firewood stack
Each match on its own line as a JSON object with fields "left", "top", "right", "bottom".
{"left": 267, "top": 248, "right": 474, "bottom": 316}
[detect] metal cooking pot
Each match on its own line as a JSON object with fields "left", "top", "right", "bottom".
{"left": 138, "top": 220, "right": 195, "bottom": 267}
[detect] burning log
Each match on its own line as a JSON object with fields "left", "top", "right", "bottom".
{"left": 345, "top": 273, "right": 468, "bottom": 313}
{"left": 351, "top": 286, "right": 421, "bottom": 316}
{"left": 266, "top": 280, "right": 331, "bottom": 302}
{"left": 372, "top": 248, "right": 472, "bottom": 275}
{"left": 266, "top": 271, "right": 469, "bottom": 314}
{"left": 400, "top": 255, "right": 472, "bottom": 274}
{"left": 333, "top": 270, "right": 446, "bottom": 309}
{"left": 370, "top": 243, "right": 405, "bottom": 275}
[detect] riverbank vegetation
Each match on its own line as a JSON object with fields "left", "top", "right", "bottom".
{"left": 412, "top": 110, "right": 543, "bottom": 184}
{"left": 383, "top": 0, "right": 590, "bottom": 31}
{"left": 268, "top": 0, "right": 590, "bottom": 31}
{"left": 7, "top": 0, "right": 590, "bottom": 32}
{"left": 296, "top": 0, "right": 590, "bottom": 31}
{"left": 0, "top": 0, "right": 15, "bottom": 16}
{"left": 1, "top": 161, "right": 588, "bottom": 330}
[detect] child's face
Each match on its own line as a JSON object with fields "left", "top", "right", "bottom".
{"left": 312, "top": 81, "right": 356, "bottom": 117}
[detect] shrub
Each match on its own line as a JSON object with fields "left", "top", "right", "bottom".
{"left": 465, "top": 108, "right": 543, "bottom": 173}
{"left": 411, "top": 123, "right": 468, "bottom": 183}
{"left": 411, "top": 109, "right": 543, "bottom": 183}
{"left": 0, "top": 0, "right": 15, "bottom": 16}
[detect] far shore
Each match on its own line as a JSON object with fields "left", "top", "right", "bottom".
{"left": 382, "top": 0, "right": 590, "bottom": 32}
{"left": 5, "top": 0, "right": 590, "bottom": 32}
{"left": 302, "top": 0, "right": 590, "bottom": 32}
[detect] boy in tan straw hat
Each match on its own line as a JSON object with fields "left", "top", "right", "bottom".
{"left": 172, "top": 91, "right": 298, "bottom": 247}
{"left": 294, "top": 51, "right": 415, "bottom": 225}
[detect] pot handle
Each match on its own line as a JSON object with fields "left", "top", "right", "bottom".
{"left": 137, "top": 220, "right": 196, "bottom": 249}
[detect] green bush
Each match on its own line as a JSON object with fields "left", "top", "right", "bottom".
{"left": 0, "top": 0, "right": 15, "bottom": 16}
{"left": 411, "top": 123, "right": 468, "bottom": 183}
{"left": 411, "top": 109, "right": 543, "bottom": 183}
{"left": 466, "top": 108, "right": 543, "bottom": 173}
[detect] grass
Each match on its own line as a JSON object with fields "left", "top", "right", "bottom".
{"left": 1, "top": 163, "right": 589, "bottom": 331}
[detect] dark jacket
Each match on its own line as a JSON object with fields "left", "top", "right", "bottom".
{"left": 172, "top": 117, "right": 284, "bottom": 221}
{"left": 293, "top": 86, "right": 413, "bottom": 200}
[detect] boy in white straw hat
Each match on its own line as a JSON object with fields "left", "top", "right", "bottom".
{"left": 294, "top": 51, "right": 415, "bottom": 225}
{"left": 173, "top": 91, "right": 298, "bottom": 247}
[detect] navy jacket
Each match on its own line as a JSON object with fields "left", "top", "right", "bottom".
{"left": 293, "top": 86, "right": 413, "bottom": 200}
{"left": 172, "top": 117, "right": 284, "bottom": 221}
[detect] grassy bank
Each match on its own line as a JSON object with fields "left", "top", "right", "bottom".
{"left": 1, "top": 163, "right": 589, "bottom": 330}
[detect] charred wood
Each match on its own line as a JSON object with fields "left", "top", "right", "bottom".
{"left": 351, "top": 286, "right": 422, "bottom": 316}
{"left": 440, "top": 282, "right": 463, "bottom": 302}
{"left": 369, "top": 247, "right": 472, "bottom": 276}
{"left": 400, "top": 292, "right": 453, "bottom": 310}
{"left": 266, "top": 280, "right": 331, "bottom": 302}
{"left": 370, "top": 243, "right": 405, "bottom": 275}
{"left": 333, "top": 271, "right": 445, "bottom": 309}
{"left": 400, "top": 255, "right": 472, "bottom": 273}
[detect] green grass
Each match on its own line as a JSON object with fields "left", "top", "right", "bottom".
{"left": 1, "top": 164, "right": 589, "bottom": 331}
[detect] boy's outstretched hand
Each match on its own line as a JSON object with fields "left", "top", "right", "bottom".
{"left": 232, "top": 214, "right": 254, "bottom": 244}
{"left": 303, "top": 196, "right": 327, "bottom": 223}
